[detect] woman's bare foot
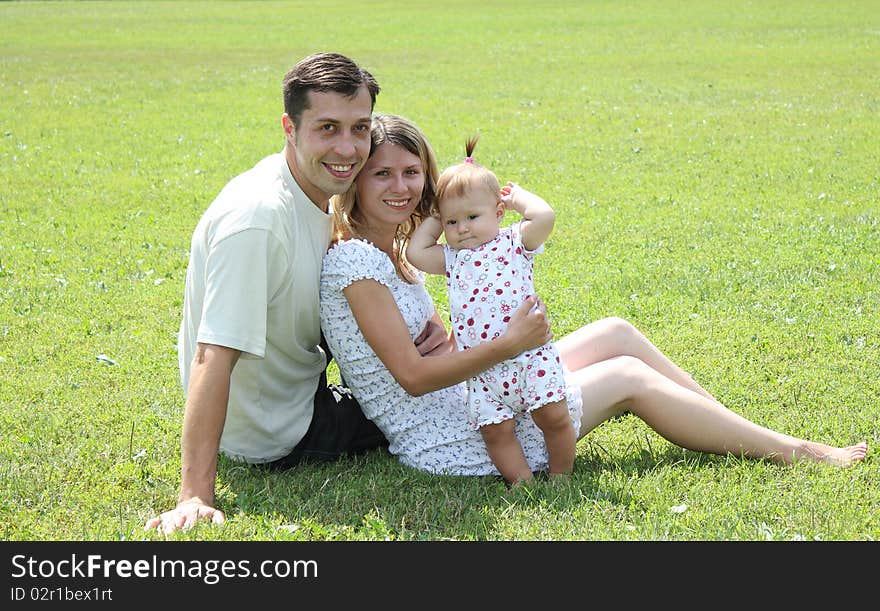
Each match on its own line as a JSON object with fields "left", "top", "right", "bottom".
{"left": 793, "top": 441, "right": 868, "bottom": 467}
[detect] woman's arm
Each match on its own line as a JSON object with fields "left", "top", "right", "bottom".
{"left": 343, "top": 278, "right": 549, "bottom": 396}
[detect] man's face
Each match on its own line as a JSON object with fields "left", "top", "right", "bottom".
{"left": 284, "top": 86, "right": 373, "bottom": 206}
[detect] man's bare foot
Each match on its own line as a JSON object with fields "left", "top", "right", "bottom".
{"left": 796, "top": 441, "right": 868, "bottom": 467}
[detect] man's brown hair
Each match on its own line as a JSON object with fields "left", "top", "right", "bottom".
{"left": 282, "top": 52, "right": 380, "bottom": 125}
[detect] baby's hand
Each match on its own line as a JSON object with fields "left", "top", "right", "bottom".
{"left": 499, "top": 181, "right": 519, "bottom": 210}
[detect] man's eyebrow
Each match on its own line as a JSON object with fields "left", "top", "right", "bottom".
{"left": 313, "top": 115, "right": 372, "bottom": 123}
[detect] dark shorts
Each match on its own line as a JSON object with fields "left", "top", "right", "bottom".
{"left": 266, "top": 370, "right": 389, "bottom": 471}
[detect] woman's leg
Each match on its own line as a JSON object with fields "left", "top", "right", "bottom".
{"left": 557, "top": 317, "right": 718, "bottom": 403}
{"left": 570, "top": 356, "right": 867, "bottom": 467}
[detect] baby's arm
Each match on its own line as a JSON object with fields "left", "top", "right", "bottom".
{"left": 406, "top": 216, "right": 446, "bottom": 275}
{"left": 500, "top": 182, "right": 555, "bottom": 252}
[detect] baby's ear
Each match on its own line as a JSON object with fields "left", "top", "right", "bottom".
{"left": 495, "top": 201, "right": 505, "bottom": 219}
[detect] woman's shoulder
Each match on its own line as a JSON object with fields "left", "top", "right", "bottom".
{"left": 322, "top": 238, "right": 395, "bottom": 285}
{"left": 325, "top": 238, "right": 385, "bottom": 264}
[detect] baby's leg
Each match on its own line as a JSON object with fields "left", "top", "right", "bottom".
{"left": 480, "top": 419, "right": 533, "bottom": 485}
{"left": 530, "top": 399, "right": 576, "bottom": 476}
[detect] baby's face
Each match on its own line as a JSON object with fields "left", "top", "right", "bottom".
{"left": 439, "top": 189, "right": 503, "bottom": 250}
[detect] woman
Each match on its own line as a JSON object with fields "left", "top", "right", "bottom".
{"left": 319, "top": 113, "right": 867, "bottom": 479}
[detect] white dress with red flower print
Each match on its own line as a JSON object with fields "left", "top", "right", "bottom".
{"left": 443, "top": 222, "right": 567, "bottom": 429}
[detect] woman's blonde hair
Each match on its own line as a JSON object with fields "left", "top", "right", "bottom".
{"left": 331, "top": 114, "right": 439, "bottom": 283}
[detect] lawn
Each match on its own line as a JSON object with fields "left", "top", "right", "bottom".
{"left": 1, "top": 0, "right": 878, "bottom": 541}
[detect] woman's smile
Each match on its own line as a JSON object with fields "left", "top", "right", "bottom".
{"left": 383, "top": 197, "right": 412, "bottom": 209}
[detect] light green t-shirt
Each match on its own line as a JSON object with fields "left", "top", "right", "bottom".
{"left": 178, "top": 152, "right": 332, "bottom": 463}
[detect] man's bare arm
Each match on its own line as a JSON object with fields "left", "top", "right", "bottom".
{"left": 145, "top": 343, "right": 239, "bottom": 534}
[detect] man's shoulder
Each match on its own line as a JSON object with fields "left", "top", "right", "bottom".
{"left": 222, "top": 153, "right": 288, "bottom": 207}
{"left": 203, "top": 154, "right": 293, "bottom": 232}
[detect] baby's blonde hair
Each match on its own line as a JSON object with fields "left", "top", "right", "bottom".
{"left": 435, "top": 135, "right": 501, "bottom": 215}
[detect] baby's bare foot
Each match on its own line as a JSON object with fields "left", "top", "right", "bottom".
{"left": 549, "top": 472, "right": 571, "bottom": 485}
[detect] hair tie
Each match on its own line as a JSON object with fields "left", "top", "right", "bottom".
{"left": 464, "top": 157, "right": 474, "bottom": 164}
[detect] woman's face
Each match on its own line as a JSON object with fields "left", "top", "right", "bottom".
{"left": 355, "top": 142, "right": 425, "bottom": 230}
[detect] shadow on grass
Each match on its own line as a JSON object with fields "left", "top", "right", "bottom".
{"left": 209, "top": 416, "right": 730, "bottom": 540}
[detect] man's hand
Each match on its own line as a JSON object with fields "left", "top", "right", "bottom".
{"left": 144, "top": 498, "right": 225, "bottom": 535}
{"left": 145, "top": 343, "right": 236, "bottom": 536}
{"left": 414, "top": 319, "right": 454, "bottom": 356}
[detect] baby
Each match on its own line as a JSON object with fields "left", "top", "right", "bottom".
{"left": 407, "top": 136, "right": 576, "bottom": 485}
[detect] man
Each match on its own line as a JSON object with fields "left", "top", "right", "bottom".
{"left": 145, "top": 53, "right": 450, "bottom": 534}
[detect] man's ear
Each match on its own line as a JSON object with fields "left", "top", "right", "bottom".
{"left": 281, "top": 114, "right": 296, "bottom": 141}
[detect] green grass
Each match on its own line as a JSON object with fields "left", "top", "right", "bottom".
{"left": 1, "top": 0, "right": 878, "bottom": 541}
